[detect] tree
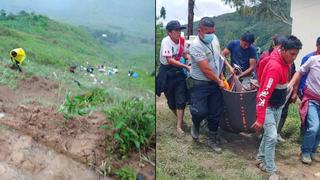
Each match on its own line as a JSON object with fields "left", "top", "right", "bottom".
{"left": 187, "top": 0, "right": 195, "bottom": 38}
{"left": 19, "top": 10, "right": 29, "bottom": 17}
{"left": 160, "top": 6, "right": 166, "bottom": 20}
{"left": 156, "top": 23, "right": 166, "bottom": 70}
{"left": 223, "top": 0, "right": 291, "bottom": 25}
{"left": 0, "top": 9, "right": 6, "bottom": 17}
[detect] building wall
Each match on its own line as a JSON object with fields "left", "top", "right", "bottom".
{"left": 291, "top": 0, "right": 320, "bottom": 67}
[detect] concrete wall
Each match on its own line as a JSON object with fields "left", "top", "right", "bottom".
{"left": 291, "top": 0, "right": 320, "bottom": 67}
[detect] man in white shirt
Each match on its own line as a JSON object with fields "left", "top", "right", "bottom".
{"left": 156, "top": 20, "right": 191, "bottom": 134}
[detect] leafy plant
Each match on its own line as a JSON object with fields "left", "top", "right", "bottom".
{"left": 102, "top": 98, "right": 155, "bottom": 155}
{"left": 114, "top": 166, "right": 137, "bottom": 180}
{"left": 59, "top": 88, "right": 110, "bottom": 118}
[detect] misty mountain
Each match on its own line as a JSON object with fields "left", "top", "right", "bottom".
{"left": 0, "top": 0, "right": 154, "bottom": 37}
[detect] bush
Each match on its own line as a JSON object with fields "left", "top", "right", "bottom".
{"left": 59, "top": 88, "right": 111, "bottom": 119}
{"left": 114, "top": 166, "right": 137, "bottom": 180}
{"left": 102, "top": 98, "right": 155, "bottom": 155}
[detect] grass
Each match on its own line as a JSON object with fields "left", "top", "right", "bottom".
{"left": 0, "top": 12, "right": 155, "bottom": 178}
{"left": 0, "top": 64, "right": 18, "bottom": 89}
{"left": 281, "top": 103, "right": 301, "bottom": 142}
{"left": 156, "top": 95, "right": 303, "bottom": 179}
{"left": 102, "top": 98, "right": 155, "bottom": 155}
{"left": 0, "top": 13, "right": 154, "bottom": 96}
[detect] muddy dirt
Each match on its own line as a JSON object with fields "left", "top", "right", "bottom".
{"left": 0, "top": 76, "right": 155, "bottom": 179}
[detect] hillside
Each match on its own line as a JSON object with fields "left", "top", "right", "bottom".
{"left": 0, "top": 12, "right": 155, "bottom": 179}
{"left": 0, "top": 0, "right": 154, "bottom": 37}
{"left": 192, "top": 11, "right": 292, "bottom": 51}
{"left": 0, "top": 12, "right": 116, "bottom": 68}
{"left": 0, "top": 12, "right": 154, "bottom": 94}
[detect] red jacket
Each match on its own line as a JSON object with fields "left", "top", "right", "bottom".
{"left": 256, "top": 49, "right": 289, "bottom": 125}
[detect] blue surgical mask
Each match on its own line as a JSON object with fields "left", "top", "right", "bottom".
{"left": 202, "top": 33, "right": 214, "bottom": 44}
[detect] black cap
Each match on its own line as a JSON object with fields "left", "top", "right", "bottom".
{"left": 166, "top": 20, "right": 186, "bottom": 31}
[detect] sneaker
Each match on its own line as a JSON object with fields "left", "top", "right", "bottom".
{"left": 208, "top": 131, "right": 222, "bottom": 152}
{"left": 301, "top": 154, "right": 312, "bottom": 164}
{"left": 191, "top": 123, "right": 200, "bottom": 141}
{"left": 269, "top": 173, "right": 279, "bottom": 180}
{"left": 277, "top": 134, "right": 286, "bottom": 143}
{"left": 311, "top": 153, "right": 320, "bottom": 162}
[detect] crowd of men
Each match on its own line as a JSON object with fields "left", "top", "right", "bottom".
{"left": 156, "top": 17, "right": 320, "bottom": 180}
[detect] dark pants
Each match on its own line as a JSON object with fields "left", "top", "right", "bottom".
{"left": 189, "top": 82, "right": 223, "bottom": 132}
{"left": 157, "top": 64, "right": 187, "bottom": 110}
{"left": 164, "top": 79, "right": 187, "bottom": 110}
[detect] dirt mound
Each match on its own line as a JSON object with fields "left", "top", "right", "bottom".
{"left": 0, "top": 75, "right": 155, "bottom": 179}
{"left": 0, "top": 128, "right": 102, "bottom": 180}
{"left": 17, "top": 76, "right": 61, "bottom": 104}
{"left": 1, "top": 104, "right": 108, "bottom": 165}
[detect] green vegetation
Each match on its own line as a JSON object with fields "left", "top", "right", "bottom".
{"left": 209, "top": 11, "right": 291, "bottom": 51}
{"left": 115, "top": 166, "right": 137, "bottom": 180}
{"left": 59, "top": 88, "right": 111, "bottom": 119}
{"left": 155, "top": 23, "right": 166, "bottom": 69}
{"left": 102, "top": 98, "right": 155, "bottom": 155}
{"left": 281, "top": 103, "right": 301, "bottom": 143}
{"left": 0, "top": 64, "right": 18, "bottom": 88}
{"left": 0, "top": 11, "right": 154, "bottom": 95}
{"left": 0, "top": 11, "right": 154, "bottom": 178}
{"left": 0, "top": 0, "right": 154, "bottom": 37}
{"left": 0, "top": 12, "right": 115, "bottom": 69}
{"left": 86, "top": 27, "right": 155, "bottom": 71}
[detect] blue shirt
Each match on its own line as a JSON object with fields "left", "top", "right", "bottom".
{"left": 298, "top": 51, "right": 316, "bottom": 98}
{"left": 227, "top": 40, "right": 257, "bottom": 71}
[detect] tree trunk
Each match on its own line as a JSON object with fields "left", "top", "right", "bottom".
{"left": 188, "top": 0, "right": 195, "bottom": 38}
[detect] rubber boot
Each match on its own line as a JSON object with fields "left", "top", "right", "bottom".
{"left": 208, "top": 131, "right": 222, "bottom": 152}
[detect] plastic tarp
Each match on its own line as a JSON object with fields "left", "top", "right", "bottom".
{"left": 219, "top": 75, "right": 292, "bottom": 133}
{"left": 220, "top": 76, "right": 257, "bottom": 133}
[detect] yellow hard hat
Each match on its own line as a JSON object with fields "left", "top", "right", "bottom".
{"left": 10, "top": 48, "right": 26, "bottom": 64}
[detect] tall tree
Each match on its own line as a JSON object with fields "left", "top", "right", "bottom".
{"left": 223, "top": 0, "right": 291, "bottom": 25}
{"left": 187, "top": 0, "right": 195, "bottom": 38}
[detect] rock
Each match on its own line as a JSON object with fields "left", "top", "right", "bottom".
{"left": 10, "top": 151, "right": 25, "bottom": 165}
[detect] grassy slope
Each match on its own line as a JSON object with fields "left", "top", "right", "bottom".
{"left": 0, "top": 14, "right": 154, "bottom": 98}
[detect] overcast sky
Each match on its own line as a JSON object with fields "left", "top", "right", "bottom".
{"left": 156, "top": 0, "right": 236, "bottom": 25}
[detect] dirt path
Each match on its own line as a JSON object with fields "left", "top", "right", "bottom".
{"left": 0, "top": 76, "right": 154, "bottom": 179}
{"left": 0, "top": 126, "right": 103, "bottom": 180}
{"left": 157, "top": 95, "right": 320, "bottom": 180}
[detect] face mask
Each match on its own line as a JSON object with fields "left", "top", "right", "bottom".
{"left": 202, "top": 33, "right": 214, "bottom": 44}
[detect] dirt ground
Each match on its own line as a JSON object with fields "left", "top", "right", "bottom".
{"left": 156, "top": 95, "right": 320, "bottom": 180}
{"left": 0, "top": 76, "right": 155, "bottom": 179}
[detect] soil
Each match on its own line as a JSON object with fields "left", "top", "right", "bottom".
{"left": 0, "top": 76, "right": 155, "bottom": 179}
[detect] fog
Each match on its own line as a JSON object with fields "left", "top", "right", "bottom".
{"left": 0, "top": 0, "right": 154, "bottom": 36}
